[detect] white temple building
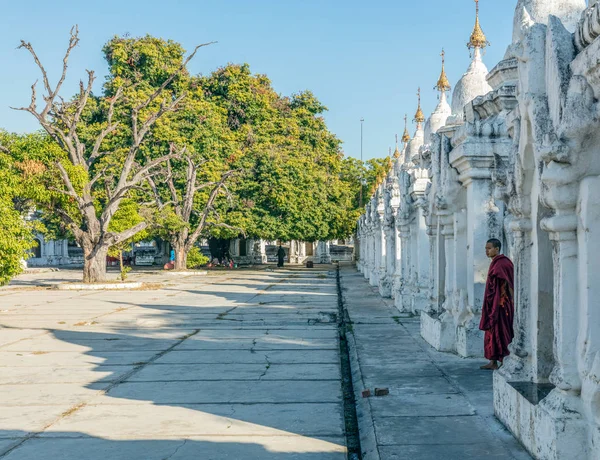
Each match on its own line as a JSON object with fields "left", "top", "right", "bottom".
{"left": 356, "top": 0, "right": 600, "bottom": 458}
{"left": 26, "top": 236, "right": 346, "bottom": 267}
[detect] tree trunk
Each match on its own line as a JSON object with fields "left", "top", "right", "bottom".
{"left": 118, "top": 251, "right": 125, "bottom": 281}
{"left": 173, "top": 242, "right": 188, "bottom": 271}
{"left": 82, "top": 244, "right": 109, "bottom": 283}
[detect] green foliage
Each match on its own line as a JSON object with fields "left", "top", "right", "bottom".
{"left": 6, "top": 33, "right": 365, "bottom": 284}
{"left": 119, "top": 265, "right": 132, "bottom": 281}
{"left": 107, "top": 199, "right": 148, "bottom": 255}
{"left": 340, "top": 155, "right": 392, "bottom": 211}
{"left": 107, "top": 199, "right": 148, "bottom": 281}
{"left": 0, "top": 131, "right": 61, "bottom": 284}
{"left": 186, "top": 247, "right": 209, "bottom": 269}
{"left": 201, "top": 64, "right": 358, "bottom": 241}
{"left": 0, "top": 200, "right": 35, "bottom": 285}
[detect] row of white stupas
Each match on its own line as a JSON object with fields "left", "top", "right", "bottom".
{"left": 356, "top": 1, "right": 600, "bottom": 458}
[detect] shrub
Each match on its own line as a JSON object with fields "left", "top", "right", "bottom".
{"left": 186, "top": 247, "right": 209, "bottom": 269}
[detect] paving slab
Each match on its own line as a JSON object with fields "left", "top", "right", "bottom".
{"left": 42, "top": 402, "right": 344, "bottom": 438}
{"left": 339, "top": 264, "right": 531, "bottom": 460}
{"left": 0, "top": 350, "right": 158, "bottom": 367}
{"left": 374, "top": 415, "right": 495, "bottom": 445}
{"left": 129, "top": 363, "right": 341, "bottom": 381}
{"left": 104, "top": 380, "right": 342, "bottom": 404}
{"left": 153, "top": 349, "right": 339, "bottom": 364}
{"left": 2, "top": 436, "right": 347, "bottom": 460}
{"left": 378, "top": 444, "right": 522, "bottom": 460}
{"left": 0, "top": 406, "right": 72, "bottom": 438}
{"left": 0, "top": 365, "right": 134, "bottom": 384}
{"left": 0, "top": 383, "right": 106, "bottom": 406}
{"left": 369, "top": 393, "right": 474, "bottom": 417}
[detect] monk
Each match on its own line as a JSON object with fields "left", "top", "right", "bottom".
{"left": 479, "top": 238, "right": 514, "bottom": 370}
{"left": 277, "top": 245, "right": 286, "bottom": 268}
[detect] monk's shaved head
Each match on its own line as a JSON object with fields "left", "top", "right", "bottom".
{"left": 487, "top": 239, "right": 502, "bottom": 251}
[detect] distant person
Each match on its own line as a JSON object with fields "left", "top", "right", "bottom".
{"left": 479, "top": 238, "right": 514, "bottom": 370}
{"left": 277, "top": 245, "right": 286, "bottom": 268}
{"left": 164, "top": 248, "right": 176, "bottom": 270}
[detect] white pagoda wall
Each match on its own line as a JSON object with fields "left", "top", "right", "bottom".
{"left": 356, "top": 1, "right": 600, "bottom": 458}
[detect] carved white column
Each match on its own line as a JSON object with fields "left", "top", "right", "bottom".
{"left": 370, "top": 224, "right": 381, "bottom": 287}
{"left": 451, "top": 153, "right": 505, "bottom": 356}
{"left": 440, "top": 214, "right": 455, "bottom": 321}
{"left": 254, "top": 240, "right": 267, "bottom": 264}
{"left": 413, "top": 206, "right": 430, "bottom": 312}
{"left": 318, "top": 241, "right": 331, "bottom": 264}
{"left": 397, "top": 223, "right": 412, "bottom": 312}
{"left": 391, "top": 221, "right": 402, "bottom": 300}
{"left": 501, "top": 219, "right": 534, "bottom": 380}
{"left": 542, "top": 214, "right": 580, "bottom": 392}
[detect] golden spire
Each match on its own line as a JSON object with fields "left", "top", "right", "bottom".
{"left": 434, "top": 49, "right": 451, "bottom": 93}
{"left": 413, "top": 88, "right": 425, "bottom": 124}
{"left": 401, "top": 114, "right": 411, "bottom": 143}
{"left": 393, "top": 134, "right": 401, "bottom": 158}
{"left": 468, "top": 0, "right": 489, "bottom": 49}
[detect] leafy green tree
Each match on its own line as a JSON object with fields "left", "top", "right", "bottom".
{"left": 103, "top": 36, "right": 239, "bottom": 270}
{"left": 13, "top": 28, "right": 207, "bottom": 282}
{"left": 0, "top": 131, "right": 62, "bottom": 284}
{"left": 201, "top": 65, "right": 358, "bottom": 243}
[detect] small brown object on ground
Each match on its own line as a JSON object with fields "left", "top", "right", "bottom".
{"left": 374, "top": 387, "right": 389, "bottom": 396}
{"left": 361, "top": 389, "right": 371, "bottom": 398}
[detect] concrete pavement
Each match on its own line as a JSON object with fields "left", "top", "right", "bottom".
{"left": 339, "top": 264, "right": 531, "bottom": 460}
{"left": 0, "top": 268, "right": 347, "bottom": 459}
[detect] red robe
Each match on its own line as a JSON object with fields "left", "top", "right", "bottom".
{"left": 479, "top": 254, "right": 514, "bottom": 361}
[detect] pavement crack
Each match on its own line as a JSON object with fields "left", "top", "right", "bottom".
{"left": 162, "top": 439, "right": 188, "bottom": 460}
{"left": 250, "top": 338, "right": 258, "bottom": 354}
{"left": 216, "top": 306, "right": 238, "bottom": 321}
{"left": 259, "top": 354, "right": 271, "bottom": 380}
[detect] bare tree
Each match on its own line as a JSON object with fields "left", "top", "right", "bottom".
{"left": 148, "top": 152, "right": 240, "bottom": 270}
{"left": 13, "top": 27, "right": 210, "bottom": 282}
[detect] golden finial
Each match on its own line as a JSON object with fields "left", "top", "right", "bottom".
{"left": 401, "top": 114, "right": 411, "bottom": 143}
{"left": 414, "top": 88, "right": 425, "bottom": 124}
{"left": 434, "top": 49, "right": 451, "bottom": 93}
{"left": 468, "top": 0, "right": 490, "bottom": 49}
{"left": 393, "top": 134, "right": 401, "bottom": 158}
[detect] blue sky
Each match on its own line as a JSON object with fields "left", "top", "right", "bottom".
{"left": 0, "top": 0, "right": 516, "bottom": 161}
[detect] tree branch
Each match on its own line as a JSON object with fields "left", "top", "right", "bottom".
{"left": 88, "top": 86, "right": 123, "bottom": 167}
{"left": 100, "top": 148, "right": 183, "bottom": 232}
{"left": 55, "top": 161, "right": 86, "bottom": 208}
{"left": 207, "top": 221, "right": 246, "bottom": 237}
{"left": 185, "top": 169, "right": 238, "bottom": 251}
{"left": 105, "top": 221, "right": 148, "bottom": 247}
{"left": 17, "top": 25, "right": 80, "bottom": 118}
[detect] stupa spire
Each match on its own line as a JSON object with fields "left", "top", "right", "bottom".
{"left": 434, "top": 49, "right": 452, "bottom": 94}
{"left": 467, "top": 0, "right": 490, "bottom": 50}
{"left": 413, "top": 88, "right": 425, "bottom": 127}
{"left": 393, "top": 134, "right": 401, "bottom": 159}
{"left": 401, "top": 114, "right": 411, "bottom": 143}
